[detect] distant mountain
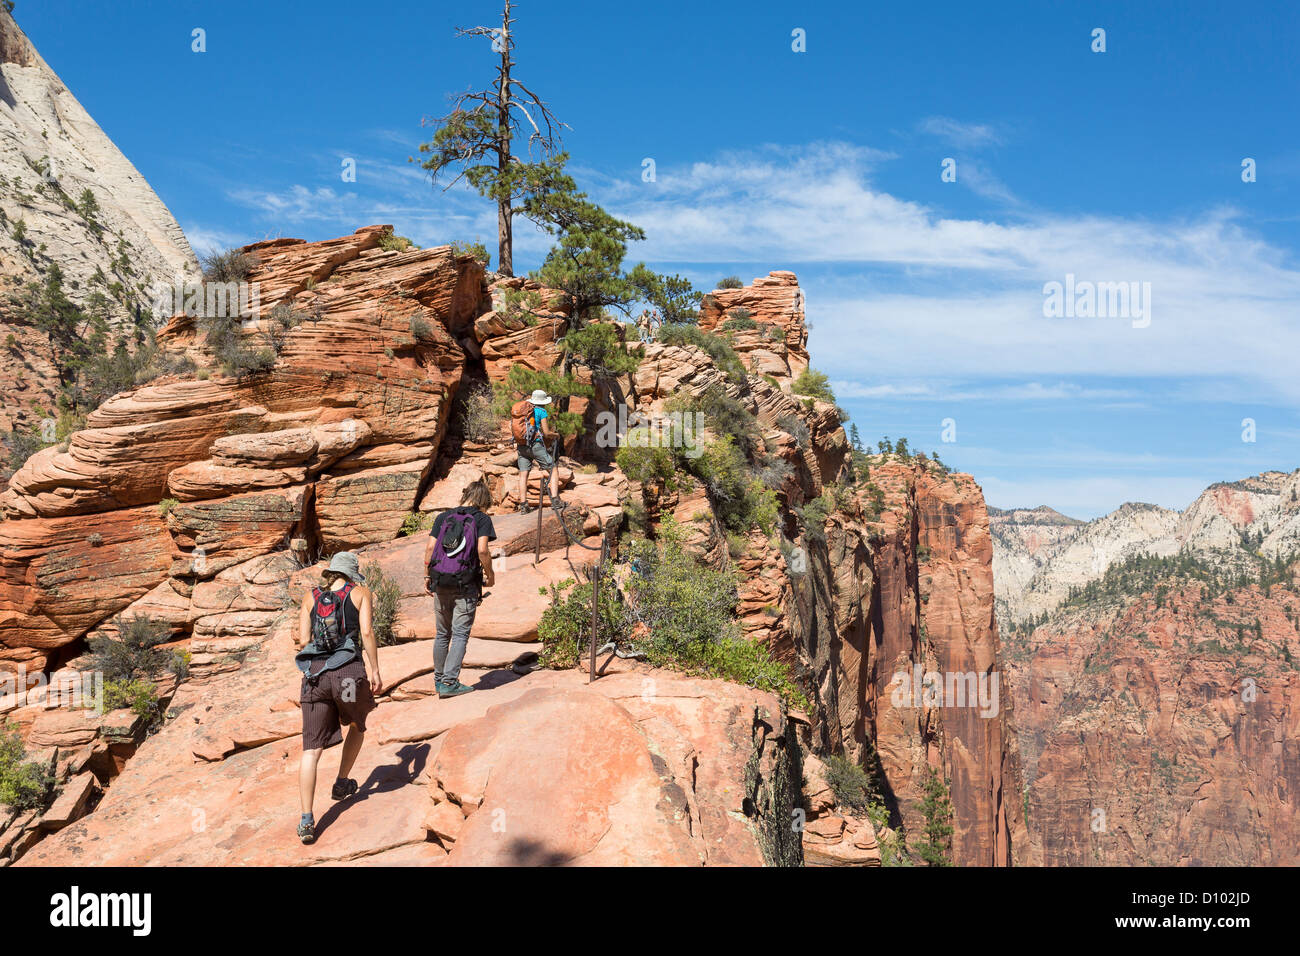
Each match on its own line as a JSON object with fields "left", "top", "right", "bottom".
{"left": 993, "top": 470, "right": 1300, "bottom": 629}
{"left": 0, "top": 7, "right": 196, "bottom": 434}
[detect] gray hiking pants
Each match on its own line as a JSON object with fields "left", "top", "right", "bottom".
{"left": 433, "top": 587, "right": 480, "bottom": 685}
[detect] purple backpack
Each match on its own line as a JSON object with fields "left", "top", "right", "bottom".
{"left": 427, "top": 508, "right": 481, "bottom": 591}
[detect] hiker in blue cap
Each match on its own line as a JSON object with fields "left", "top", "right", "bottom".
{"left": 293, "top": 551, "right": 381, "bottom": 845}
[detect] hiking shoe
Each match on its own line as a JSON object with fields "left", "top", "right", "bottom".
{"left": 331, "top": 777, "right": 358, "bottom": 801}
{"left": 436, "top": 680, "right": 476, "bottom": 699}
{"left": 298, "top": 818, "right": 316, "bottom": 845}
{"left": 551, "top": 496, "right": 568, "bottom": 511}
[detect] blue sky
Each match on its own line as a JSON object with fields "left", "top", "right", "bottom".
{"left": 16, "top": 0, "right": 1300, "bottom": 517}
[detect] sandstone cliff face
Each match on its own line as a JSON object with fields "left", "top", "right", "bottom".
{"left": 778, "top": 464, "right": 1022, "bottom": 866}
{"left": 0, "top": 245, "right": 1011, "bottom": 866}
{"left": 0, "top": 9, "right": 197, "bottom": 434}
{"left": 1007, "top": 575, "right": 1300, "bottom": 866}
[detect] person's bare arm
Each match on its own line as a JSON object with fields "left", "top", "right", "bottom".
{"left": 478, "top": 535, "right": 494, "bottom": 588}
{"left": 296, "top": 592, "right": 312, "bottom": 649}
{"left": 354, "top": 586, "right": 382, "bottom": 693}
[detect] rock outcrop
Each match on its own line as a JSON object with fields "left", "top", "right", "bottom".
{"left": 0, "top": 8, "right": 197, "bottom": 434}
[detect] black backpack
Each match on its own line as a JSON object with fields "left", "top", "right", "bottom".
{"left": 310, "top": 583, "right": 355, "bottom": 654}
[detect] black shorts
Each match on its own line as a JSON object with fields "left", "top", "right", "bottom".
{"left": 300, "top": 658, "right": 376, "bottom": 750}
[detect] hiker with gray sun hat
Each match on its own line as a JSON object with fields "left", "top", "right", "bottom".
{"left": 292, "top": 550, "right": 382, "bottom": 845}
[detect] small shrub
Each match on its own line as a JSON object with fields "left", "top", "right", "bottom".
{"left": 201, "top": 248, "right": 257, "bottom": 284}
{"left": 0, "top": 722, "right": 55, "bottom": 811}
{"left": 656, "top": 323, "right": 747, "bottom": 384}
{"left": 376, "top": 228, "right": 416, "bottom": 253}
{"left": 362, "top": 562, "right": 402, "bottom": 646}
{"left": 89, "top": 615, "right": 170, "bottom": 683}
{"left": 822, "top": 754, "right": 873, "bottom": 812}
{"left": 102, "top": 677, "right": 161, "bottom": 724}
{"left": 457, "top": 381, "right": 500, "bottom": 444}
{"left": 450, "top": 239, "right": 488, "bottom": 264}
{"left": 537, "top": 577, "right": 629, "bottom": 669}
{"left": 409, "top": 316, "right": 433, "bottom": 340}
{"left": 716, "top": 276, "right": 743, "bottom": 289}
{"left": 687, "top": 436, "right": 777, "bottom": 534}
{"left": 792, "top": 368, "right": 836, "bottom": 405}
{"left": 615, "top": 437, "right": 677, "bottom": 485}
{"left": 158, "top": 498, "right": 178, "bottom": 518}
{"left": 168, "top": 649, "right": 191, "bottom": 681}
{"left": 623, "top": 522, "right": 801, "bottom": 702}
{"left": 400, "top": 511, "right": 434, "bottom": 536}
{"left": 720, "top": 308, "right": 755, "bottom": 332}
{"left": 87, "top": 532, "right": 103, "bottom": 547}
{"left": 676, "top": 385, "right": 761, "bottom": 458}
{"left": 776, "top": 413, "right": 811, "bottom": 446}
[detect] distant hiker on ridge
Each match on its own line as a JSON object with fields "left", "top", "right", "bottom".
{"left": 293, "top": 551, "right": 381, "bottom": 845}
{"left": 424, "top": 479, "right": 496, "bottom": 699}
{"left": 511, "top": 388, "right": 563, "bottom": 513}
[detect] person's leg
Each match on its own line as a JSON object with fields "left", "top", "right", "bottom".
{"left": 337, "top": 723, "right": 365, "bottom": 779}
{"left": 300, "top": 747, "right": 322, "bottom": 815}
{"left": 432, "top": 591, "right": 453, "bottom": 684}
{"left": 442, "top": 593, "right": 479, "bottom": 685}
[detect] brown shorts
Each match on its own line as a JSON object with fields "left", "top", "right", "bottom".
{"left": 300, "top": 658, "right": 376, "bottom": 750}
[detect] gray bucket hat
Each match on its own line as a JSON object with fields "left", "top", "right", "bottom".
{"left": 326, "top": 551, "right": 366, "bottom": 584}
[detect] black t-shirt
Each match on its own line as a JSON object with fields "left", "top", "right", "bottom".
{"left": 430, "top": 507, "right": 496, "bottom": 547}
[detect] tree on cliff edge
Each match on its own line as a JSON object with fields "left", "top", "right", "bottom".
{"left": 917, "top": 766, "right": 954, "bottom": 866}
{"left": 418, "top": 0, "right": 566, "bottom": 277}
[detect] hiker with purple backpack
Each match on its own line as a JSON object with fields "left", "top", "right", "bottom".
{"left": 423, "top": 479, "right": 497, "bottom": 699}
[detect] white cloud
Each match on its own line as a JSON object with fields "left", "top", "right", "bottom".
{"left": 597, "top": 143, "right": 1300, "bottom": 401}
{"left": 917, "top": 116, "right": 1003, "bottom": 148}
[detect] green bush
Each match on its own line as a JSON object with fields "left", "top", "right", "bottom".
{"left": 720, "top": 308, "right": 755, "bottom": 331}
{"left": 0, "top": 722, "right": 55, "bottom": 811}
{"left": 362, "top": 561, "right": 403, "bottom": 646}
{"left": 822, "top": 754, "right": 873, "bottom": 812}
{"left": 201, "top": 312, "right": 277, "bottom": 379}
{"left": 168, "top": 649, "right": 191, "bottom": 681}
{"left": 688, "top": 385, "right": 761, "bottom": 457}
{"left": 102, "top": 677, "right": 161, "bottom": 724}
{"left": 716, "top": 276, "right": 744, "bottom": 289}
{"left": 2, "top": 424, "right": 49, "bottom": 472}
{"left": 623, "top": 522, "right": 800, "bottom": 702}
{"left": 615, "top": 437, "right": 677, "bottom": 484}
{"left": 376, "top": 228, "right": 417, "bottom": 253}
{"left": 450, "top": 239, "right": 487, "bottom": 263}
{"left": 537, "top": 577, "right": 630, "bottom": 669}
{"left": 792, "top": 368, "right": 836, "bottom": 405}
{"left": 400, "top": 511, "right": 435, "bottom": 536}
{"left": 687, "top": 436, "right": 777, "bottom": 534}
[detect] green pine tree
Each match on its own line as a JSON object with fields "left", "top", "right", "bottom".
{"left": 916, "top": 766, "right": 954, "bottom": 866}
{"left": 417, "top": 0, "right": 566, "bottom": 276}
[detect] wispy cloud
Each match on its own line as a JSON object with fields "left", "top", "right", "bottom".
{"left": 917, "top": 116, "right": 1003, "bottom": 149}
